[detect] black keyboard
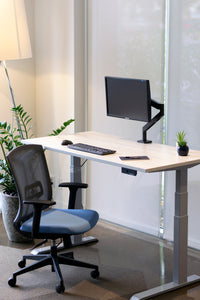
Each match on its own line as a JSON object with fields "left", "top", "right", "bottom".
{"left": 67, "top": 143, "right": 116, "bottom": 155}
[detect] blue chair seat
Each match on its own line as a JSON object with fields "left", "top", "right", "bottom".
{"left": 21, "top": 208, "right": 99, "bottom": 235}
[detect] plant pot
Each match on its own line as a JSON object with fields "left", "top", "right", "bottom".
{"left": 177, "top": 145, "right": 189, "bottom": 156}
{"left": 1, "top": 192, "right": 31, "bottom": 243}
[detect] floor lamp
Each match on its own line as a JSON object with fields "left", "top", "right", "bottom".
{"left": 0, "top": 0, "right": 32, "bottom": 139}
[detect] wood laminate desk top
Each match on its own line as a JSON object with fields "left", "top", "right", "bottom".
{"left": 23, "top": 131, "right": 200, "bottom": 173}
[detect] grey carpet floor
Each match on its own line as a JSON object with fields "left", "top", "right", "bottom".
{"left": 0, "top": 245, "right": 137, "bottom": 300}
{"left": 1, "top": 221, "right": 200, "bottom": 300}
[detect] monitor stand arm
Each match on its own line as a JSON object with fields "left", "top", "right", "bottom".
{"left": 138, "top": 99, "right": 164, "bottom": 144}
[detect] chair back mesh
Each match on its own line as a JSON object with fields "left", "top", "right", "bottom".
{"left": 7, "top": 144, "right": 52, "bottom": 231}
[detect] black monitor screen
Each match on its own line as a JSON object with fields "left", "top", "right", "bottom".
{"left": 105, "top": 76, "right": 151, "bottom": 122}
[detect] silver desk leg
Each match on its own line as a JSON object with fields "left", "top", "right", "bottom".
{"left": 131, "top": 168, "right": 200, "bottom": 300}
{"left": 174, "top": 168, "right": 188, "bottom": 283}
{"left": 70, "top": 156, "right": 98, "bottom": 246}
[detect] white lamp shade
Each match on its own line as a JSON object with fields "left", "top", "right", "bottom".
{"left": 0, "top": 0, "right": 32, "bottom": 61}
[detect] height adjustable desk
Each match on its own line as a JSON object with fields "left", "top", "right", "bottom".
{"left": 23, "top": 131, "right": 200, "bottom": 300}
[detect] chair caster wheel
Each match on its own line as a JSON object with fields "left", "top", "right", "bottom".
{"left": 56, "top": 283, "right": 65, "bottom": 294}
{"left": 18, "top": 259, "right": 26, "bottom": 268}
{"left": 8, "top": 277, "right": 16, "bottom": 287}
{"left": 91, "top": 269, "right": 99, "bottom": 279}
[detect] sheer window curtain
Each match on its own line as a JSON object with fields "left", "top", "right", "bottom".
{"left": 85, "top": 0, "right": 200, "bottom": 249}
{"left": 164, "top": 0, "right": 200, "bottom": 249}
{"left": 87, "top": 0, "right": 166, "bottom": 236}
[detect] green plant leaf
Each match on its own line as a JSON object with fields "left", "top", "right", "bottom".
{"left": 49, "top": 119, "right": 75, "bottom": 136}
{"left": 176, "top": 130, "right": 187, "bottom": 147}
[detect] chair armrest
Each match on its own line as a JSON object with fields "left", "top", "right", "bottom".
{"left": 23, "top": 200, "right": 56, "bottom": 206}
{"left": 58, "top": 182, "right": 88, "bottom": 209}
{"left": 23, "top": 200, "right": 56, "bottom": 238}
{"left": 58, "top": 182, "right": 88, "bottom": 189}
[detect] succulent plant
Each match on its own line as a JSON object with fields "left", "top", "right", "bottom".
{"left": 176, "top": 130, "right": 187, "bottom": 147}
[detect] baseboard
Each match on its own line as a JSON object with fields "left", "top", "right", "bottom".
{"left": 97, "top": 212, "right": 159, "bottom": 237}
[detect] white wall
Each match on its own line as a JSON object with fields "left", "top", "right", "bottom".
{"left": 0, "top": 0, "right": 86, "bottom": 210}
{"left": 34, "top": 0, "right": 74, "bottom": 138}
{"left": 34, "top": 0, "right": 86, "bottom": 207}
{"left": 0, "top": 0, "right": 35, "bottom": 134}
{"left": 0, "top": 0, "right": 35, "bottom": 212}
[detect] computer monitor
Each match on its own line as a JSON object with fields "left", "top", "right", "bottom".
{"left": 105, "top": 76, "right": 164, "bottom": 143}
{"left": 105, "top": 77, "right": 151, "bottom": 122}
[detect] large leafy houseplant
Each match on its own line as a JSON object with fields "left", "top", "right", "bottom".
{"left": 0, "top": 104, "right": 74, "bottom": 196}
{"left": 0, "top": 105, "right": 74, "bottom": 242}
{"left": 0, "top": 121, "right": 22, "bottom": 196}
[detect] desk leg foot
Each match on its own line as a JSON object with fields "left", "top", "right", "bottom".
{"left": 130, "top": 275, "right": 200, "bottom": 300}
{"left": 71, "top": 235, "right": 98, "bottom": 246}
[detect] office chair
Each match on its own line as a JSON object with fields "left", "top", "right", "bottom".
{"left": 7, "top": 144, "right": 99, "bottom": 293}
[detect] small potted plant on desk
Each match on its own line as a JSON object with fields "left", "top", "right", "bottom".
{"left": 176, "top": 130, "right": 189, "bottom": 156}
{"left": 0, "top": 105, "right": 74, "bottom": 242}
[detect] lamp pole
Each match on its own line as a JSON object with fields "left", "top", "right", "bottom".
{"left": 1, "top": 61, "right": 24, "bottom": 140}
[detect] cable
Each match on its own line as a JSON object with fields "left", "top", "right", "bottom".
{"left": 81, "top": 159, "right": 88, "bottom": 168}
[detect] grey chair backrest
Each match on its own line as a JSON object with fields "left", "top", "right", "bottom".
{"left": 7, "top": 144, "right": 53, "bottom": 232}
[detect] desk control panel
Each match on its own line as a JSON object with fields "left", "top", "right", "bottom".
{"left": 67, "top": 143, "right": 116, "bottom": 156}
{"left": 121, "top": 167, "right": 137, "bottom": 176}
{"left": 120, "top": 156, "right": 149, "bottom": 160}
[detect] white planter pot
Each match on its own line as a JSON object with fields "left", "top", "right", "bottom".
{"left": 1, "top": 192, "right": 30, "bottom": 242}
